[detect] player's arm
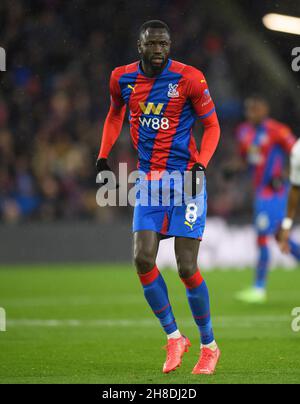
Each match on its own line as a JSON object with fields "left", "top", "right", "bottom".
{"left": 269, "top": 122, "right": 297, "bottom": 192}
{"left": 277, "top": 139, "right": 300, "bottom": 253}
{"left": 187, "top": 70, "right": 220, "bottom": 197}
{"left": 274, "top": 123, "right": 296, "bottom": 154}
{"left": 197, "top": 110, "right": 220, "bottom": 169}
{"left": 187, "top": 71, "right": 220, "bottom": 169}
{"left": 96, "top": 70, "right": 126, "bottom": 176}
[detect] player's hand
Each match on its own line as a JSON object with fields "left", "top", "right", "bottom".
{"left": 96, "top": 158, "right": 111, "bottom": 174}
{"left": 96, "top": 158, "right": 119, "bottom": 189}
{"left": 276, "top": 227, "right": 291, "bottom": 254}
{"left": 189, "top": 163, "right": 205, "bottom": 198}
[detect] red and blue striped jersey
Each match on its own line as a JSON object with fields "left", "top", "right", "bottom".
{"left": 236, "top": 118, "right": 296, "bottom": 192}
{"left": 109, "top": 59, "right": 216, "bottom": 173}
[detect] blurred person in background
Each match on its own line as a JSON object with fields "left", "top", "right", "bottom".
{"left": 0, "top": 0, "right": 298, "bottom": 225}
{"left": 230, "top": 96, "right": 300, "bottom": 303}
{"left": 0, "top": 0, "right": 252, "bottom": 224}
{"left": 277, "top": 139, "right": 300, "bottom": 254}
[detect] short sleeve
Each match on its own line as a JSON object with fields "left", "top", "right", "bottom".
{"left": 186, "top": 68, "right": 215, "bottom": 119}
{"left": 109, "top": 70, "right": 125, "bottom": 109}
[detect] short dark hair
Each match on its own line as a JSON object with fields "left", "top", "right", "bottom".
{"left": 139, "top": 20, "right": 170, "bottom": 38}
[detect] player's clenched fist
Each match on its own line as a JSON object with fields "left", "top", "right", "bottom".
{"left": 96, "top": 157, "right": 112, "bottom": 174}
{"left": 185, "top": 163, "right": 206, "bottom": 198}
{"left": 96, "top": 158, "right": 119, "bottom": 189}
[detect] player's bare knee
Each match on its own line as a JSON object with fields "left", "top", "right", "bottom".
{"left": 134, "top": 250, "right": 156, "bottom": 274}
{"left": 177, "top": 260, "right": 197, "bottom": 279}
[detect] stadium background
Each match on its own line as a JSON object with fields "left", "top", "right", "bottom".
{"left": 0, "top": 0, "right": 300, "bottom": 385}
{"left": 0, "top": 0, "right": 300, "bottom": 265}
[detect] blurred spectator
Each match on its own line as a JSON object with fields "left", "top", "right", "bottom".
{"left": 0, "top": 0, "right": 298, "bottom": 223}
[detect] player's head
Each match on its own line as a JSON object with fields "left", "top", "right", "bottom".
{"left": 137, "top": 20, "right": 171, "bottom": 71}
{"left": 244, "top": 95, "right": 270, "bottom": 125}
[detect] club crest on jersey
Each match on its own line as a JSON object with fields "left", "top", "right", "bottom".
{"left": 167, "top": 83, "right": 179, "bottom": 98}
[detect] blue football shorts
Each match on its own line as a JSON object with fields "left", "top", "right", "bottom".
{"left": 254, "top": 187, "right": 288, "bottom": 236}
{"left": 132, "top": 172, "right": 207, "bottom": 240}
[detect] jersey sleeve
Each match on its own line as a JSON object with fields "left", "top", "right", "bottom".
{"left": 186, "top": 68, "right": 215, "bottom": 120}
{"left": 290, "top": 139, "right": 300, "bottom": 186}
{"left": 97, "top": 69, "right": 126, "bottom": 159}
{"left": 98, "top": 105, "right": 126, "bottom": 159}
{"left": 236, "top": 124, "right": 248, "bottom": 158}
{"left": 109, "top": 69, "right": 125, "bottom": 109}
{"left": 274, "top": 123, "right": 296, "bottom": 153}
{"left": 197, "top": 110, "right": 220, "bottom": 168}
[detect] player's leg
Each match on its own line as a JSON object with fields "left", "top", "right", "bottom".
{"left": 236, "top": 194, "right": 271, "bottom": 303}
{"left": 175, "top": 237, "right": 214, "bottom": 346}
{"left": 175, "top": 237, "right": 220, "bottom": 375}
{"left": 236, "top": 232, "right": 269, "bottom": 304}
{"left": 134, "top": 230, "right": 177, "bottom": 333}
{"left": 252, "top": 198, "right": 272, "bottom": 300}
{"left": 255, "top": 233, "right": 270, "bottom": 290}
{"left": 134, "top": 230, "right": 190, "bottom": 373}
{"left": 163, "top": 175, "right": 219, "bottom": 374}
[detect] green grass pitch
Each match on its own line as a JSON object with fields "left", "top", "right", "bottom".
{"left": 0, "top": 264, "right": 299, "bottom": 384}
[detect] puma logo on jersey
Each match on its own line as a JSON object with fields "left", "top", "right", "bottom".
{"left": 139, "top": 102, "right": 164, "bottom": 115}
{"left": 184, "top": 221, "right": 194, "bottom": 230}
{"left": 128, "top": 84, "right": 137, "bottom": 93}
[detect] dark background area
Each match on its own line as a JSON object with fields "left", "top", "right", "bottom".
{"left": 0, "top": 0, "right": 299, "bottom": 224}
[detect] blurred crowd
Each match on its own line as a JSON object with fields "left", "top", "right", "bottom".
{"left": 0, "top": 0, "right": 299, "bottom": 223}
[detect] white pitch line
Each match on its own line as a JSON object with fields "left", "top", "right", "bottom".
{"left": 0, "top": 295, "right": 142, "bottom": 307}
{"left": 6, "top": 315, "right": 291, "bottom": 328}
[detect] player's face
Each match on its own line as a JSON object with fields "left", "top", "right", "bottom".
{"left": 244, "top": 99, "right": 269, "bottom": 125}
{"left": 138, "top": 28, "right": 171, "bottom": 71}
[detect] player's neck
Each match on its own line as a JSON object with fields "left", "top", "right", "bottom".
{"left": 140, "top": 60, "right": 168, "bottom": 78}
